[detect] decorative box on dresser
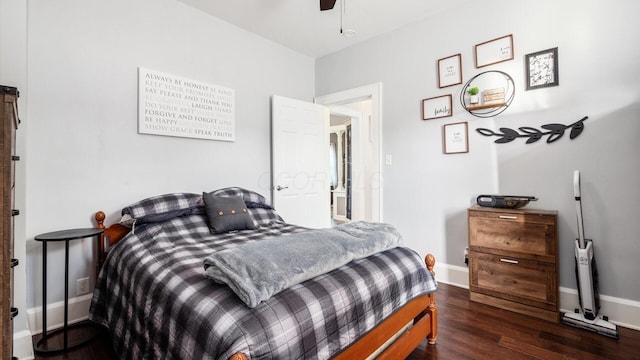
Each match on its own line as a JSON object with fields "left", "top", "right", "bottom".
{"left": 468, "top": 205, "right": 559, "bottom": 323}
{"left": 1, "top": 85, "right": 20, "bottom": 360}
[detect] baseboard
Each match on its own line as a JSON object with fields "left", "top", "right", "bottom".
{"left": 435, "top": 262, "right": 640, "bottom": 331}
{"left": 433, "top": 262, "right": 469, "bottom": 289}
{"left": 559, "top": 286, "right": 640, "bottom": 331}
{"left": 26, "top": 293, "right": 93, "bottom": 335}
{"left": 13, "top": 329, "right": 34, "bottom": 360}
{"left": 15, "top": 294, "right": 93, "bottom": 359}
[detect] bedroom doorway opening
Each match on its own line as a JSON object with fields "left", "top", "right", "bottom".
{"left": 316, "top": 83, "right": 382, "bottom": 223}
{"left": 329, "top": 114, "right": 353, "bottom": 224}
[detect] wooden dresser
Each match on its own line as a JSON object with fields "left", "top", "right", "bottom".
{"left": 468, "top": 206, "right": 559, "bottom": 322}
{"left": 1, "top": 85, "right": 20, "bottom": 360}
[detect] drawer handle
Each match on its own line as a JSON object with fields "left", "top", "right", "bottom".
{"left": 498, "top": 215, "right": 518, "bottom": 220}
{"left": 500, "top": 258, "right": 519, "bottom": 264}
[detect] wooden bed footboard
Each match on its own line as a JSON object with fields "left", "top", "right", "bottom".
{"left": 332, "top": 253, "right": 437, "bottom": 359}
{"left": 93, "top": 211, "right": 438, "bottom": 359}
{"left": 227, "top": 254, "right": 438, "bottom": 360}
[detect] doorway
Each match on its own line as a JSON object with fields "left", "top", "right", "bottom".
{"left": 315, "top": 83, "right": 382, "bottom": 223}
{"left": 329, "top": 115, "right": 352, "bottom": 224}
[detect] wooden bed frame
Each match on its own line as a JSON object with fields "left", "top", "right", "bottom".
{"left": 94, "top": 211, "right": 438, "bottom": 359}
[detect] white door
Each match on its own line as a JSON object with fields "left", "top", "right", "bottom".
{"left": 272, "top": 95, "right": 330, "bottom": 228}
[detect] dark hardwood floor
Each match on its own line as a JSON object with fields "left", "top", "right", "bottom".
{"left": 409, "top": 284, "right": 639, "bottom": 360}
{"left": 33, "top": 283, "right": 640, "bottom": 359}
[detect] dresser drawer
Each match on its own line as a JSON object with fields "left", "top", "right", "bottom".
{"left": 469, "top": 210, "right": 556, "bottom": 263}
{"left": 469, "top": 251, "right": 557, "bottom": 311}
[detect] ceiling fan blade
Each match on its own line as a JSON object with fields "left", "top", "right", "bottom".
{"left": 320, "top": 0, "right": 337, "bottom": 11}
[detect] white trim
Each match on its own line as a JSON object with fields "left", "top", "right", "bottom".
{"left": 13, "top": 329, "right": 34, "bottom": 360}
{"left": 559, "top": 286, "right": 640, "bottom": 331}
{"left": 435, "top": 263, "right": 640, "bottom": 331}
{"left": 26, "top": 293, "right": 93, "bottom": 335}
{"left": 433, "top": 262, "right": 469, "bottom": 289}
{"left": 314, "top": 83, "right": 383, "bottom": 221}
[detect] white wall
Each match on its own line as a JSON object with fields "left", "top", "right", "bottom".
{"left": 2, "top": 0, "right": 315, "bottom": 348}
{"left": 316, "top": 2, "right": 499, "bottom": 279}
{"left": 316, "top": 0, "right": 640, "bottom": 303}
{"left": 3, "top": 0, "right": 640, "bottom": 354}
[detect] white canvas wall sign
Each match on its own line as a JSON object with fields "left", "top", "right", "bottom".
{"left": 421, "top": 94, "right": 452, "bottom": 120}
{"left": 437, "top": 53, "right": 462, "bottom": 88}
{"left": 138, "top": 67, "right": 235, "bottom": 141}
{"left": 443, "top": 121, "right": 469, "bottom": 154}
{"left": 475, "top": 34, "right": 514, "bottom": 68}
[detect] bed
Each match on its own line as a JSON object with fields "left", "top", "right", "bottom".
{"left": 88, "top": 187, "right": 438, "bottom": 359}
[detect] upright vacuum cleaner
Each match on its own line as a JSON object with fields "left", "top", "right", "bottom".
{"left": 561, "top": 170, "right": 619, "bottom": 338}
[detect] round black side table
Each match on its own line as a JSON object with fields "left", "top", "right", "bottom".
{"left": 34, "top": 228, "right": 104, "bottom": 354}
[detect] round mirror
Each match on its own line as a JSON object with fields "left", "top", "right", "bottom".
{"left": 460, "top": 70, "right": 514, "bottom": 118}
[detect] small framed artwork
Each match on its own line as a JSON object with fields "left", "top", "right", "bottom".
{"left": 422, "top": 94, "right": 452, "bottom": 120}
{"left": 525, "top": 47, "right": 559, "bottom": 90}
{"left": 438, "top": 54, "right": 462, "bottom": 88}
{"left": 443, "top": 121, "right": 469, "bottom": 154}
{"left": 475, "top": 34, "right": 514, "bottom": 68}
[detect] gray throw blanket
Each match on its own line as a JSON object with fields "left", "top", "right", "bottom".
{"left": 203, "top": 221, "right": 402, "bottom": 308}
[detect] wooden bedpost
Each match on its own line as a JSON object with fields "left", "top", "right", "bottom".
{"left": 94, "top": 211, "right": 131, "bottom": 279}
{"left": 229, "top": 353, "right": 248, "bottom": 360}
{"left": 425, "top": 253, "right": 435, "bottom": 276}
{"left": 94, "top": 211, "right": 107, "bottom": 281}
{"left": 425, "top": 254, "right": 438, "bottom": 345}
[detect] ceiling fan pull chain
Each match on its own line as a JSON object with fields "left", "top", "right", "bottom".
{"left": 340, "top": 0, "right": 344, "bottom": 34}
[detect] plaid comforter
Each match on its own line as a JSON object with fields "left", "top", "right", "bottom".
{"left": 89, "top": 206, "right": 437, "bottom": 359}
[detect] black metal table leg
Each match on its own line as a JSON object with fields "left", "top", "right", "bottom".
{"left": 34, "top": 228, "right": 104, "bottom": 354}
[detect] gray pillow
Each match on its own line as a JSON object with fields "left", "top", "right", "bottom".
{"left": 202, "top": 193, "right": 256, "bottom": 233}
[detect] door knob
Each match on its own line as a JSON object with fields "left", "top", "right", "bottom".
{"left": 276, "top": 185, "right": 289, "bottom": 191}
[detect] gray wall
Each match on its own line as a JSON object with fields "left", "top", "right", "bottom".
{"left": 316, "top": 0, "right": 640, "bottom": 301}
{"left": 2, "top": 0, "right": 640, "bottom": 345}
{"left": 2, "top": 0, "right": 315, "bottom": 320}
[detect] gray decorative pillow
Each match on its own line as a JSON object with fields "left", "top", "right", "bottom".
{"left": 122, "top": 193, "right": 202, "bottom": 218}
{"left": 207, "top": 187, "right": 274, "bottom": 209}
{"left": 202, "top": 193, "right": 256, "bottom": 233}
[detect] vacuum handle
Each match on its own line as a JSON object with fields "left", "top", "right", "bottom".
{"left": 573, "top": 170, "right": 581, "bottom": 200}
{"left": 574, "top": 170, "right": 586, "bottom": 249}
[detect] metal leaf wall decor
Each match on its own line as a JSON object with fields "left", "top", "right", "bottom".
{"left": 476, "top": 116, "right": 587, "bottom": 144}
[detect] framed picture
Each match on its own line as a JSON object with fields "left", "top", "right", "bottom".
{"left": 443, "top": 121, "right": 469, "bottom": 154}
{"left": 438, "top": 54, "right": 462, "bottom": 88}
{"left": 422, "top": 94, "right": 452, "bottom": 120}
{"left": 475, "top": 34, "right": 514, "bottom": 68}
{"left": 525, "top": 47, "right": 559, "bottom": 90}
